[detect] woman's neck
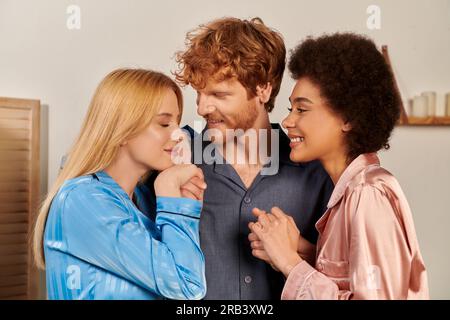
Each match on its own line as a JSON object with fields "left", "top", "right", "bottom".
{"left": 320, "top": 151, "right": 350, "bottom": 186}
{"left": 104, "top": 151, "right": 148, "bottom": 199}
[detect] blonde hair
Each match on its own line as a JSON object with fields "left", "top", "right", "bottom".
{"left": 32, "top": 68, "right": 183, "bottom": 269}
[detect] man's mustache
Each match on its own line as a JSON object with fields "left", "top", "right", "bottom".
{"left": 204, "top": 114, "right": 225, "bottom": 122}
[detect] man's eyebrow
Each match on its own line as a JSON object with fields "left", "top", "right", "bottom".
{"left": 289, "top": 96, "right": 313, "bottom": 104}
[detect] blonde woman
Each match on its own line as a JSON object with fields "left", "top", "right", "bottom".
{"left": 33, "top": 69, "right": 207, "bottom": 300}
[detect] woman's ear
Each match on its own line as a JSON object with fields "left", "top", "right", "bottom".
{"left": 256, "top": 83, "right": 272, "bottom": 104}
{"left": 342, "top": 122, "right": 352, "bottom": 133}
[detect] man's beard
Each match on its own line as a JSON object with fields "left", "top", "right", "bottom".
{"left": 205, "top": 100, "right": 259, "bottom": 132}
{"left": 204, "top": 100, "right": 260, "bottom": 155}
{"left": 236, "top": 100, "right": 259, "bottom": 131}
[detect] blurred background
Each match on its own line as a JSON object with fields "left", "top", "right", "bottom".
{"left": 0, "top": 0, "right": 449, "bottom": 299}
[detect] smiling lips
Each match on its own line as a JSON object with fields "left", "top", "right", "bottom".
{"left": 206, "top": 119, "right": 223, "bottom": 125}
{"left": 288, "top": 135, "right": 305, "bottom": 148}
{"left": 206, "top": 119, "right": 224, "bottom": 127}
{"left": 290, "top": 137, "right": 304, "bottom": 143}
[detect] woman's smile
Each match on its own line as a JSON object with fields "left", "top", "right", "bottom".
{"left": 288, "top": 134, "right": 305, "bottom": 149}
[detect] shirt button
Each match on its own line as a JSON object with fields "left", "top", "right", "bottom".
{"left": 244, "top": 197, "right": 251, "bottom": 204}
{"left": 317, "top": 263, "right": 323, "bottom": 271}
{"left": 244, "top": 275, "right": 252, "bottom": 284}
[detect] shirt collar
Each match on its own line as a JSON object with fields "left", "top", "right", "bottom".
{"left": 327, "top": 153, "right": 380, "bottom": 208}
{"left": 93, "top": 170, "right": 132, "bottom": 200}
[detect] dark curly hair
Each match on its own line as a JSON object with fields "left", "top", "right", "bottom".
{"left": 288, "top": 33, "right": 401, "bottom": 161}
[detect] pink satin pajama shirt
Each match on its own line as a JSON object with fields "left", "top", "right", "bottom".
{"left": 281, "top": 153, "right": 429, "bottom": 300}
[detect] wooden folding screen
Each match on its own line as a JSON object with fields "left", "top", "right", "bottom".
{"left": 0, "top": 97, "right": 40, "bottom": 299}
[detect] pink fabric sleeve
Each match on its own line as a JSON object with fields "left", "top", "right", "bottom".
{"left": 281, "top": 260, "right": 351, "bottom": 299}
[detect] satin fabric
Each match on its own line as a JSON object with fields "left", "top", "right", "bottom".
{"left": 44, "top": 171, "right": 206, "bottom": 300}
{"left": 282, "top": 153, "right": 429, "bottom": 300}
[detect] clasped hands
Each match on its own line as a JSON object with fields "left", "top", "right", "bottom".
{"left": 248, "top": 207, "right": 316, "bottom": 278}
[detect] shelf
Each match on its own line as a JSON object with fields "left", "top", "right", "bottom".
{"left": 398, "top": 116, "right": 450, "bottom": 126}
{"left": 382, "top": 46, "right": 450, "bottom": 127}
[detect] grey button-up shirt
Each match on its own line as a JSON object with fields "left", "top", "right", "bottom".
{"left": 182, "top": 124, "right": 333, "bottom": 300}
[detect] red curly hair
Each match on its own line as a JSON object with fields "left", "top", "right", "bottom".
{"left": 175, "top": 17, "right": 286, "bottom": 112}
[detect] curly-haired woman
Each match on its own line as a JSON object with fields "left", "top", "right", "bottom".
{"left": 248, "top": 33, "right": 429, "bottom": 299}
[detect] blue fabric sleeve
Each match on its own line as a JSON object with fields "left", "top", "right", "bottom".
{"left": 156, "top": 196, "right": 202, "bottom": 219}
{"left": 54, "top": 185, "right": 206, "bottom": 300}
{"left": 153, "top": 196, "right": 205, "bottom": 298}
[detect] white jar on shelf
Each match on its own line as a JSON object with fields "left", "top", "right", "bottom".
{"left": 412, "top": 95, "right": 428, "bottom": 118}
{"left": 421, "top": 91, "right": 436, "bottom": 117}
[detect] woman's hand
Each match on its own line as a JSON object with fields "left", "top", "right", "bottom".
{"left": 249, "top": 229, "right": 316, "bottom": 270}
{"left": 248, "top": 208, "right": 282, "bottom": 271}
{"left": 248, "top": 230, "right": 280, "bottom": 272}
{"left": 154, "top": 164, "right": 207, "bottom": 201}
{"left": 249, "top": 207, "right": 317, "bottom": 271}
{"left": 248, "top": 207, "right": 302, "bottom": 277}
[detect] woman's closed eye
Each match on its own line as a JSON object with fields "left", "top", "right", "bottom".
{"left": 160, "top": 121, "right": 176, "bottom": 128}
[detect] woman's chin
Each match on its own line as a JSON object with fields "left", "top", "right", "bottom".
{"left": 289, "top": 150, "right": 315, "bottom": 163}
{"left": 163, "top": 161, "right": 176, "bottom": 170}
{"left": 152, "top": 159, "right": 175, "bottom": 172}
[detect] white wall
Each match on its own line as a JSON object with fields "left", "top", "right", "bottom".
{"left": 1, "top": 0, "right": 449, "bottom": 299}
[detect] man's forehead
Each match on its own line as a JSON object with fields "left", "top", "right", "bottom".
{"left": 195, "top": 77, "right": 239, "bottom": 91}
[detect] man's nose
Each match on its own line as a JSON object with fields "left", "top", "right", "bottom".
{"left": 197, "top": 95, "right": 215, "bottom": 117}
